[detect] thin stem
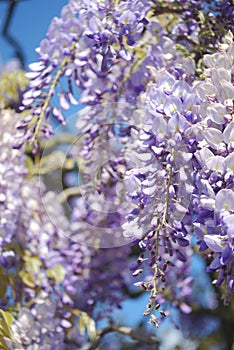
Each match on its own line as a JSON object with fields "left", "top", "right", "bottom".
{"left": 59, "top": 187, "right": 81, "bottom": 203}
{"left": 153, "top": 148, "right": 175, "bottom": 295}
{"left": 30, "top": 41, "right": 77, "bottom": 144}
{"left": 87, "top": 324, "right": 158, "bottom": 350}
{"left": 2, "top": 0, "right": 26, "bottom": 68}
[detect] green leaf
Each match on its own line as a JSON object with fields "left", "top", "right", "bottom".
{"left": 0, "top": 320, "right": 10, "bottom": 338}
{"left": 0, "top": 310, "right": 13, "bottom": 328}
{"left": 198, "top": 10, "right": 205, "bottom": 24}
{"left": 47, "top": 264, "right": 66, "bottom": 284}
{"left": 86, "top": 317, "right": 96, "bottom": 341}
{"left": 0, "top": 70, "right": 28, "bottom": 109}
{"left": 25, "top": 156, "right": 34, "bottom": 171}
{"left": 63, "top": 158, "right": 75, "bottom": 170}
{"left": 19, "top": 270, "right": 35, "bottom": 288}
{"left": 26, "top": 256, "right": 42, "bottom": 274}
{"left": 72, "top": 309, "right": 82, "bottom": 316}
{"left": 78, "top": 314, "right": 86, "bottom": 336}
{"left": 175, "top": 44, "right": 192, "bottom": 58}
{"left": 0, "top": 335, "right": 9, "bottom": 350}
{"left": 77, "top": 312, "right": 96, "bottom": 341}
{"left": 0, "top": 311, "right": 13, "bottom": 340}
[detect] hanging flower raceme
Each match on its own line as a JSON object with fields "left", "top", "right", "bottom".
{"left": 4, "top": 292, "right": 66, "bottom": 350}
{"left": 0, "top": 110, "right": 131, "bottom": 349}
{"left": 15, "top": 0, "right": 232, "bottom": 152}
{"left": 119, "top": 57, "right": 200, "bottom": 322}
{"left": 16, "top": 0, "right": 151, "bottom": 150}
{"left": 0, "top": 110, "right": 89, "bottom": 309}
{"left": 190, "top": 31, "right": 234, "bottom": 295}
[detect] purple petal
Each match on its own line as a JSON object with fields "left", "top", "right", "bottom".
{"left": 172, "top": 80, "right": 191, "bottom": 98}
{"left": 60, "top": 319, "right": 72, "bottom": 328}
{"left": 208, "top": 255, "right": 221, "bottom": 271}
{"left": 217, "top": 80, "right": 234, "bottom": 103}
{"left": 68, "top": 92, "right": 78, "bottom": 105}
{"left": 152, "top": 116, "right": 167, "bottom": 137}
{"left": 223, "top": 214, "right": 234, "bottom": 239}
{"left": 224, "top": 153, "right": 234, "bottom": 172}
{"left": 180, "top": 303, "right": 192, "bottom": 314}
{"left": 220, "top": 245, "right": 232, "bottom": 265}
{"left": 176, "top": 249, "right": 186, "bottom": 262}
{"left": 119, "top": 47, "right": 132, "bottom": 61}
{"left": 196, "top": 82, "right": 216, "bottom": 100}
{"left": 60, "top": 93, "right": 70, "bottom": 110}
{"left": 206, "top": 156, "right": 225, "bottom": 174}
{"left": 168, "top": 113, "right": 189, "bottom": 133}
{"left": 215, "top": 189, "right": 234, "bottom": 212}
{"left": 28, "top": 61, "right": 45, "bottom": 72}
{"left": 177, "top": 237, "right": 189, "bottom": 247}
{"left": 199, "top": 240, "right": 208, "bottom": 252}
{"left": 223, "top": 122, "right": 234, "bottom": 145}
{"left": 52, "top": 107, "right": 66, "bottom": 125}
{"left": 22, "top": 98, "right": 34, "bottom": 106}
{"left": 164, "top": 96, "right": 183, "bottom": 117}
{"left": 25, "top": 71, "right": 41, "bottom": 79}
{"left": 204, "top": 235, "right": 223, "bottom": 253}
{"left": 202, "top": 128, "right": 223, "bottom": 149}
{"left": 207, "top": 103, "right": 227, "bottom": 124}
{"left": 228, "top": 277, "right": 234, "bottom": 293}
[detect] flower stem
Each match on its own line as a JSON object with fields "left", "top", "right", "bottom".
{"left": 153, "top": 148, "right": 175, "bottom": 295}
{"left": 30, "top": 42, "right": 77, "bottom": 144}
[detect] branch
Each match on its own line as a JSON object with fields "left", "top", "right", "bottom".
{"left": 2, "top": 0, "right": 26, "bottom": 68}
{"left": 64, "top": 338, "right": 81, "bottom": 348}
{"left": 122, "top": 285, "right": 144, "bottom": 299}
{"left": 59, "top": 187, "right": 81, "bottom": 203}
{"left": 153, "top": 5, "right": 183, "bottom": 16}
{"left": 87, "top": 324, "right": 158, "bottom": 350}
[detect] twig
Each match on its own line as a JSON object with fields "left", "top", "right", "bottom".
{"left": 153, "top": 5, "right": 183, "bottom": 16}
{"left": 2, "top": 0, "right": 27, "bottom": 68}
{"left": 87, "top": 324, "right": 158, "bottom": 350}
{"left": 59, "top": 187, "right": 81, "bottom": 203}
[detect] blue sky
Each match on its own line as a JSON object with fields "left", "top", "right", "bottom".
{"left": 0, "top": 0, "right": 67, "bottom": 66}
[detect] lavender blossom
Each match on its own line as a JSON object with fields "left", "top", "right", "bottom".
{"left": 191, "top": 31, "right": 234, "bottom": 294}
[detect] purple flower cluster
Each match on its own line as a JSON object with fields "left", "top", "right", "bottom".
{"left": 0, "top": 110, "right": 27, "bottom": 249}
{"left": 16, "top": 0, "right": 233, "bottom": 152}
{"left": 132, "top": 250, "right": 194, "bottom": 326}
{"left": 120, "top": 32, "right": 234, "bottom": 322}
{"left": 5, "top": 292, "right": 66, "bottom": 350}
{"left": 73, "top": 244, "right": 130, "bottom": 319}
{"left": 17, "top": 0, "right": 151, "bottom": 147}
{"left": 120, "top": 48, "right": 200, "bottom": 320}
{"left": 2, "top": 0, "right": 234, "bottom": 339}
{"left": 191, "top": 31, "right": 234, "bottom": 293}
{"left": 154, "top": 0, "right": 233, "bottom": 47}
{"left": 70, "top": 194, "right": 131, "bottom": 315}
{"left": 0, "top": 110, "right": 130, "bottom": 343}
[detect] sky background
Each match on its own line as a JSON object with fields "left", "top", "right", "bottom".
{"left": 0, "top": 0, "right": 67, "bottom": 66}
